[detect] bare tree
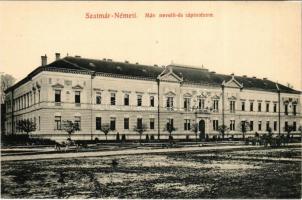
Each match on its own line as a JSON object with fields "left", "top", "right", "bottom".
{"left": 164, "top": 121, "right": 177, "bottom": 143}
{"left": 100, "top": 123, "right": 111, "bottom": 141}
{"left": 191, "top": 123, "right": 198, "bottom": 143}
{"left": 0, "top": 73, "right": 16, "bottom": 104}
{"left": 239, "top": 120, "right": 250, "bottom": 139}
{"left": 17, "top": 119, "right": 36, "bottom": 135}
{"left": 217, "top": 125, "right": 229, "bottom": 139}
{"left": 133, "top": 123, "right": 147, "bottom": 144}
{"left": 62, "top": 120, "right": 80, "bottom": 139}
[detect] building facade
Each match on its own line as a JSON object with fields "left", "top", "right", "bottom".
{"left": 4, "top": 54, "right": 302, "bottom": 141}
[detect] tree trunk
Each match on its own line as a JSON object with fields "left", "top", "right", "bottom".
{"left": 139, "top": 134, "right": 142, "bottom": 144}
{"left": 106, "top": 134, "right": 108, "bottom": 142}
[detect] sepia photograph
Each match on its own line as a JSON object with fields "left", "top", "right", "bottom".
{"left": 0, "top": 1, "right": 301, "bottom": 199}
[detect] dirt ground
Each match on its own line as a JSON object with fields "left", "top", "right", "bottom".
{"left": 1, "top": 145, "right": 301, "bottom": 199}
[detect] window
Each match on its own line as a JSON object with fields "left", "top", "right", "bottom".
{"left": 284, "top": 104, "right": 288, "bottom": 115}
{"left": 273, "top": 103, "right": 277, "bottom": 113}
{"left": 230, "top": 120, "right": 235, "bottom": 131}
{"left": 184, "top": 119, "right": 191, "bottom": 131}
{"left": 166, "top": 97, "right": 174, "bottom": 110}
{"left": 274, "top": 121, "right": 277, "bottom": 131}
{"left": 124, "top": 118, "right": 129, "bottom": 130}
{"left": 184, "top": 98, "right": 191, "bottom": 111}
{"left": 250, "top": 121, "right": 254, "bottom": 131}
{"left": 124, "top": 94, "right": 129, "bottom": 106}
{"left": 96, "top": 117, "right": 101, "bottom": 130}
{"left": 137, "top": 118, "right": 142, "bottom": 129}
{"left": 75, "top": 91, "right": 81, "bottom": 104}
{"left": 110, "top": 117, "right": 116, "bottom": 130}
{"left": 213, "top": 99, "right": 219, "bottom": 111}
{"left": 137, "top": 95, "right": 142, "bottom": 106}
{"left": 293, "top": 122, "right": 296, "bottom": 131}
{"left": 75, "top": 116, "right": 81, "bottom": 130}
{"left": 250, "top": 102, "right": 254, "bottom": 111}
{"left": 150, "top": 96, "right": 154, "bottom": 107}
{"left": 167, "top": 118, "right": 174, "bottom": 130}
{"left": 198, "top": 98, "right": 204, "bottom": 110}
{"left": 258, "top": 102, "right": 262, "bottom": 112}
{"left": 285, "top": 121, "right": 288, "bottom": 131}
{"left": 111, "top": 93, "right": 116, "bottom": 105}
{"left": 150, "top": 118, "right": 155, "bottom": 130}
{"left": 213, "top": 120, "right": 219, "bottom": 131}
{"left": 96, "top": 95, "right": 101, "bottom": 104}
{"left": 55, "top": 116, "right": 61, "bottom": 130}
{"left": 230, "top": 101, "right": 236, "bottom": 113}
{"left": 258, "top": 121, "right": 262, "bottom": 131}
{"left": 293, "top": 104, "right": 297, "bottom": 115}
{"left": 241, "top": 102, "right": 245, "bottom": 111}
{"left": 266, "top": 121, "right": 270, "bottom": 131}
{"left": 266, "top": 103, "right": 269, "bottom": 112}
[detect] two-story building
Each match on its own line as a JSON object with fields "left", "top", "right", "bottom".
{"left": 4, "top": 53, "right": 302, "bottom": 141}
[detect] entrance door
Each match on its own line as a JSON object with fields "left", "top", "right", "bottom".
{"left": 199, "top": 120, "right": 205, "bottom": 140}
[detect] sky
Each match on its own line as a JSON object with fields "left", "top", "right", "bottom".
{"left": 0, "top": 1, "right": 301, "bottom": 90}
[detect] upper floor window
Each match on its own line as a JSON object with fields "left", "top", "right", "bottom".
{"left": 273, "top": 103, "right": 277, "bottom": 113}
{"left": 124, "top": 94, "right": 129, "bottom": 106}
{"left": 230, "top": 101, "right": 236, "bottom": 113}
{"left": 184, "top": 98, "right": 191, "bottom": 111}
{"left": 198, "top": 98, "right": 205, "bottom": 110}
{"left": 137, "top": 95, "right": 142, "bottom": 106}
{"left": 266, "top": 102, "right": 269, "bottom": 112}
{"left": 110, "top": 93, "right": 116, "bottom": 105}
{"left": 96, "top": 95, "right": 101, "bottom": 105}
{"left": 258, "top": 102, "right": 262, "bottom": 112}
{"left": 293, "top": 104, "right": 297, "bottom": 115}
{"left": 213, "top": 99, "right": 219, "bottom": 111}
{"left": 150, "top": 96, "right": 155, "bottom": 107}
{"left": 284, "top": 104, "right": 288, "bottom": 115}
{"left": 166, "top": 97, "right": 174, "bottom": 110}
{"left": 250, "top": 102, "right": 254, "bottom": 111}
{"left": 241, "top": 102, "right": 245, "bottom": 111}
{"left": 75, "top": 91, "right": 81, "bottom": 104}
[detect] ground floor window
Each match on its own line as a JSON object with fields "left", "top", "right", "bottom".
{"left": 124, "top": 118, "right": 129, "bottom": 130}
{"left": 137, "top": 118, "right": 142, "bottom": 129}
{"left": 55, "top": 116, "right": 61, "bottom": 130}
{"left": 230, "top": 120, "right": 235, "bottom": 131}
{"left": 250, "top": 121, "right": 253, "bottom": 131}
{"left": 150, "top": 118, "right": 155, "bottom": 130}
{"left": 74, "top": 116, "right": 81, "bottom": 130}
{"left": 184, "top": 119, "right": 191, "bottom": 131}
{"left": 258, "top": 121, "right": 262, "bottom": 131}
{"left": 274, "top": 121, "right": 277, "bottom": 131}
{"left": 110, "top": 117, "right": 116, "bottom": 130}
{"left": 212, "top": 120, "right": 219, "bottom": 131}
{"left": 96, "top": 117, "right": 101, "bottom": 130}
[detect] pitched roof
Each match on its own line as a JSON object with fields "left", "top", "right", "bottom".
{"left": 5, "top": 56, "right": 301, "bottom": 94}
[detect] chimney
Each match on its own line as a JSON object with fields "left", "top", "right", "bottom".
{"left": 41, "top": 54, "right": 47, "bottom": 66}
{"left": 55, "top": 53, "right": 60, "bottom": 61}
